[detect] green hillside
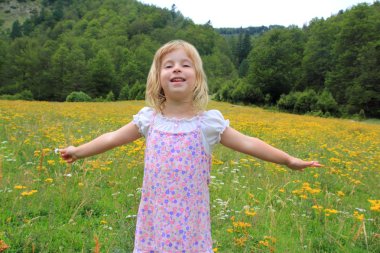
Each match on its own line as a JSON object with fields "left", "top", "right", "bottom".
{"left": 0, "top": 0, "right": 379, "bottom": 118}
{"left": 0, "top": 0, "right": 41, "bottom": 29}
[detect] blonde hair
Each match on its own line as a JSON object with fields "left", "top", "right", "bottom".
{"left": 145, "top": 40, "right": 209, "bottom": 113}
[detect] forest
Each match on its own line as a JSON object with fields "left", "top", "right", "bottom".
{"left": 0, "top": 0, "right": 379, "bottom": 118}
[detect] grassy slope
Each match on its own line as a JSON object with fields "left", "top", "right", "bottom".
{"left": 0, "top": 100, "right": 379, "bottom": 252}
{"left": 0, "top": 0, "right": 41, "bottom": 30}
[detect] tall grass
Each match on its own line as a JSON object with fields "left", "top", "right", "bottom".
{"left": 0, "top": 100, "right": 379, "bottom": 252}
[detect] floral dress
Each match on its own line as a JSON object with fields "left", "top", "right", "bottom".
{"left": 132, "top": 107, "right": 229, "bottom": 253}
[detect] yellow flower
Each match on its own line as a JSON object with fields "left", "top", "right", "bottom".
{"left": 259, "top": 240, "right": 269, "bottom": 247}
{"left": 47, "top": 160, "right": 55, "bottom": 165}
{"left": 279, "top": 188, "right": 285, "bottom": 193}
{"left": 308, "top": 188, "right": 321, "bottom": 194}
{"left": 42, "top": 148, "right": 51, "bottom": 154}
{"left": 233, "top": 221, "right": 251, "bottom": 228}
{"left": 245, "top": 209, "right": 257, "bottom": 217}
{"left": 329, "top": 157, "right": 341, "bottom": 163}
{"left": 14, "top": 185, "right": 27, "bottom": 189}
{"left": 45, "top": 178, "right": 53, "bottom": 183}
{"left": 264, "top": 236, "right": 276, "bottom": 243}
{"left": 353, "top": 211, "right": 364, "bottom": 221}
{"left": 312, "top": 205, "right": 323, "bottom": 211}
{"left": 0, "top": 240, "right": 10, "bottom": 251}
{"left": 212, "top": 247, "right": 218, "bottom": 252}
{"left": 100, "top": 220, "right": 107, "bottom": 225}
{"left": 337, "top": 191, "right": 345, "bottom": 197}
{"left": 212, "top": 158, "right": 223, "bottom": 165}
{"left": 368, "top": 199, "right": 380, "bottom": 212}
{"left": 324, "top": 208, "right": 339, "bottom": 216}
{"left": 234, "top": 237, "right": 247, "bottom": 246}
{"left": 21, "top": 190, "right": 38, "bottom": 196}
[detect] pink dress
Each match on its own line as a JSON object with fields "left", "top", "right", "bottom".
{"left": 132, "top": 107, "right": 228, "bottom": 253}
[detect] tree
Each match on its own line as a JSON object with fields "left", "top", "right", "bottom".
{"left": 0, "top": 40, "right": 8, "bottom": 86}
{"left": 50, "top": 44, "right": 71, "bottom": 100}
{"left": 326, "top": 2, "right": 380, "bottom": 115}
{"left": 301, "top": 18, "right": 334, "bottom": 90}
{"left": 10, "top": 20, "right": 22, "bottom": 39}
{"left": 246, "top": 27, "right": 306, "bottom": 104}
{"left": 88, "top": 49, "right": 116, "bottom": 98}
{"left": 203, "top": 49, "right": 237, "bottom": 93}
{"left": 48, "top": 43, "right": 88, "bottom": 100}
{"left": 234, "top": 31, "right": 251, "bottom": 70}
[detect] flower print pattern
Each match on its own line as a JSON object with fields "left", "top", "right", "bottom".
{"left": 134, "top": 116, "right": 213, "bottom": 253}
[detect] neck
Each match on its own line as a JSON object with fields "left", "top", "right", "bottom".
{"left": 162, "top": 100, "right": 197, "bottom": 118}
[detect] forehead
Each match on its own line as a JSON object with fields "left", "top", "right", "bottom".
{"left": 161, "top": 48, "right": 192, "bottom": 63}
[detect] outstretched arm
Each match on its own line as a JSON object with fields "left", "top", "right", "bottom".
{"left": 60, "top": 122, "right": 141, "bottom": 163}
{"left": 220, "top": 127, "right": 322, "bottom": 171}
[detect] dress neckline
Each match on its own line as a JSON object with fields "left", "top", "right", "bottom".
{"left": 157, "top": 112, "right": 203, "bottom": 122}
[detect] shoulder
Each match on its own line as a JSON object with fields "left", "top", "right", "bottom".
{"left": 201, "top": 109, "right": 227, "bottom": 125}
{"left": 200, "top": 109, "right": 230, "bottom": 147}
{"left": 136, "top": 106, "right": 154, "bottom": 116}
{"left": 132, "top": 107, "right": 155, "bottom": 136}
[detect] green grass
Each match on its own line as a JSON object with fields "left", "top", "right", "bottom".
{"left": 0, "top": 100, "right": 379, "bottom": 252}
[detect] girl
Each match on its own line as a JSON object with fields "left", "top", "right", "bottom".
{"left": 60, "top": 40, "right": 321, "bottom": 252}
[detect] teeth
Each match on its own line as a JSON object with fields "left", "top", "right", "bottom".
{"left": 171, "top": 78, "right": 185, "bottom": 82}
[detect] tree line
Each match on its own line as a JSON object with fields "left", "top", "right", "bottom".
{"left": 0, "top": 0, "right": 379, "bottom": 118}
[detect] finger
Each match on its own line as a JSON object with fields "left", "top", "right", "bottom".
{"left": 310, "top": 161, "right": 323, "bottom": 167}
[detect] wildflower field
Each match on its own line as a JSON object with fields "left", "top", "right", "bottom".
{"left": 0, "top": 100, "right": 379, "bottom": 252}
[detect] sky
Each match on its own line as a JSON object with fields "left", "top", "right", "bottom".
{"left": 138, "top": 0, "right": 375, "bottom": 28}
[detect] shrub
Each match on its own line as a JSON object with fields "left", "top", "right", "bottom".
{"left": 316, "top": 89, "right": 338, "bottom": 115}
{"left": 65, "top": 91, "right": 92, "bottom": 102}
{"left": 277, "top": 92, "right": 299, "bottom": 112}
{"left": 294, "top": 89, "right": 318, "bottom": 114}
{"left": 230, "top": 79, "right": 264, "bottom": 105}
{"left": 216, "top": 81, "right": 234, "bottom": 102}
{"left": 105, "top": 91, "right": 115, "bottom": 101}
{"left": 278, "top": 90, "right": 321, "bottom": 114}
{"left": 119, "top": 84, "right": 129, "bottom": 100}
{"left": 17, "top": 90, "right": 34, "bottom": 100}
{"left": 0, "top": 90, "right": 34, "bottom": 101}
{"left": 128, "top": 82, "right": 145, "bottom": 100}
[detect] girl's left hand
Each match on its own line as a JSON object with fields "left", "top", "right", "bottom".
{"left": 286, "top": 157, "right": 323, "bottom": 171}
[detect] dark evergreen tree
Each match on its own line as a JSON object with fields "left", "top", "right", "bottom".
{"left": 88, "top": 49, "right": 116, "bottom": 98}
{"left": 246, "top": 27, "right": 306, "bottom": 104}
{"left": 10, "top": 20, "right": 22, "bottom": 39}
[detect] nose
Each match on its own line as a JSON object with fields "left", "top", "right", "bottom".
{"left": 173, "top": 64, "right": 181, "bottom": 73}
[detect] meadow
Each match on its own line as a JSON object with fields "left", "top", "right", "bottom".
{"left": 0, "top": 100, "right": 379, "bottom": 252}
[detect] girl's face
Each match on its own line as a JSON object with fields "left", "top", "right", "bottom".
{"left": 160, "top": 48, "right": 196, "bottom": 103}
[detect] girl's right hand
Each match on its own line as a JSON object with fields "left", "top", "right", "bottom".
{"left": 59, "top": 146, "right": 78, "bottom": 163}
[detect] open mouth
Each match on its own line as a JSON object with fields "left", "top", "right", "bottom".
{"left": 170, "top": 77, "right": 186, "bottom": 82}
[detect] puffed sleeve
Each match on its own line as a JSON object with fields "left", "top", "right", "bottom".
{"left": 202, "top": 110, "right": 230, "bottom": 151}
{"left": 132, "top": 107, "right": 154, "bottom": 137}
